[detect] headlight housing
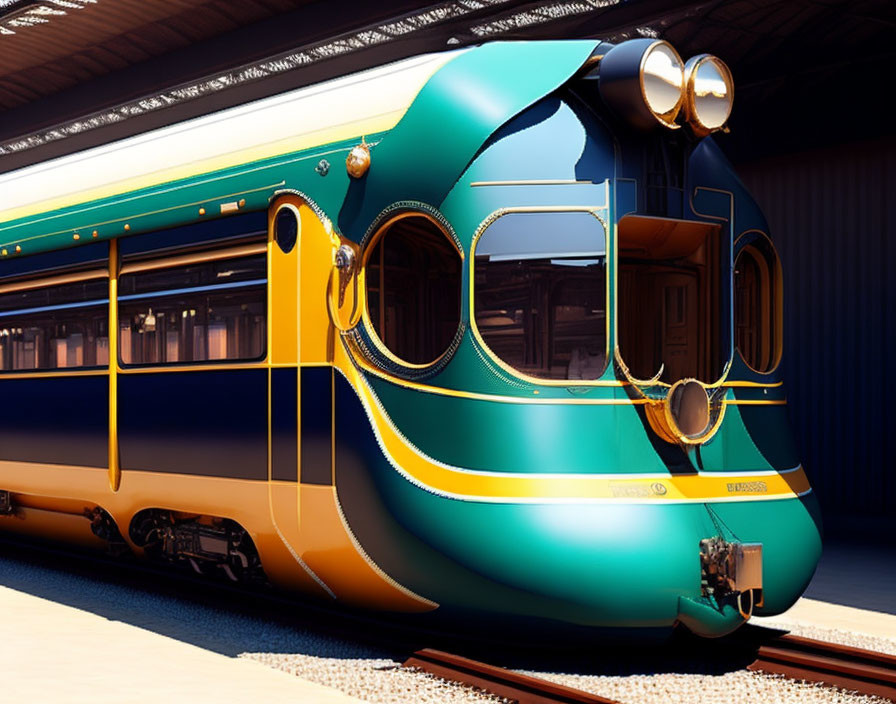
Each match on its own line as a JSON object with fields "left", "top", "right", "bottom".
{"left": 683, "top": 54, "right": 734, "bottom": 136}
{"left": 597, "top": 39, "right": 685, "bottom": 130}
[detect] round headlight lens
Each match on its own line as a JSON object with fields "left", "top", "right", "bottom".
{"left": 641, "top": 42, "right": 685, "bottom": 125}
{"left": 684, "top": 55, "right": 734, "bottom": 135}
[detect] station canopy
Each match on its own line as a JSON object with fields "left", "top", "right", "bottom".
{"left": 0, "top": 0, "right": 891, "bottom": 172}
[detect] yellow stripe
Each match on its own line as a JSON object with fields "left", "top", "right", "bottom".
{"left": 334, "top": 342, "right": 810, "bottom": 504}
{"left": 108, "top": 238, "right": 120, "bottom": 492}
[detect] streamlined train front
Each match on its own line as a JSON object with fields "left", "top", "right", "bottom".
{"left": 329, "top": 38, "right": 821, "bottom": 637}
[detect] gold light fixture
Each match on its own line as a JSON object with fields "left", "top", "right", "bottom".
{"left": 683, "top": 55, "right": 734, "bottom": 136}
{"left": 346, "top": 139, "right": 371, "bottom": 178}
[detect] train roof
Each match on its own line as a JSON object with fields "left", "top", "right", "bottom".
{"left": 0, "top": 40, "right": 600, "bottom": 259}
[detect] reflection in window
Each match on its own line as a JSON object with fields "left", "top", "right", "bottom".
{"left": 365, "top": 215, "right": 461, "bottom": 365}
{"left": 735, "top": 237, "right": 779, "bottom": 373}
{"left": 118, "top": 254, "right": 266, "bottom": 365}
{"left": 474, "top": 212, "right": 607, "bottom": 381}
{"left": 0, "top": 278, "right": 109, "bottom": 371}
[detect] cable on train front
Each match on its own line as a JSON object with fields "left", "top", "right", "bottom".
{"left": 324, "top": 39, "right": 821, "bottom": 638}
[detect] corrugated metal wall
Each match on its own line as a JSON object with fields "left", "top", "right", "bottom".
{"left": 737, "top": 137, "right": 896, "bottom": 520}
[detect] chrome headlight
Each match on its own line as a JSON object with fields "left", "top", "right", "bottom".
{"left": 598, "top": 39, "right": 685, "bottom": 130}
{"left": 683, "top": 54, "right": 734, "bottom": 136}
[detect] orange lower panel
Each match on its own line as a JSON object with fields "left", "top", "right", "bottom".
{"left": 0, "top": 461, "right": 436, "bottom": 611}
{"left": 299, "top": 484, "right": 437, "bottom": 612}
{"left": 0, "top": 461, "right": 325, "bottom": 598}
{"left": 0, "top": 507, "right": 107, "bottom": 551}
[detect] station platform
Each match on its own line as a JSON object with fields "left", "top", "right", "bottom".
{"left": 0, "top": 581, "right": 365, "bottom": 704}
{"left": 753, "top": 537, "right": 896, "bottom": 654}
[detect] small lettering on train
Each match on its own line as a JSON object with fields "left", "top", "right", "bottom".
{"left": 726, "top": 481, "right": 768, "bottom": 493}
{"left": 609, "top": 482, "right": 669, "bottom": 498}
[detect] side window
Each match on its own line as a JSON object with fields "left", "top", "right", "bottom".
{"left": 474, "top": 211, "right": 607, "bottom": 381}
{"left": 118, "top": 252, "right": 266, "bottom": 365}
{"left": 734, "top": 234, "right": 781, "bottom": 373}
{"left": 0, "top": 277, "right": 109, "bottom": 371}
{"left": 364, "top": 214, "right": 462, "bottom": 366}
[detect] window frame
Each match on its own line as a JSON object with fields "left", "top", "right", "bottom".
{"left": 117, "top": 243, "right": 268, "bottom": 368}
{"left": 0, "top": 268, "right": 110, "bottom": 374}
{"left": 733, "top": 229, "right": 783, "bottom": 375}
{"left": 469, "top": 206, "right": 612, "bottom": 386}
{"left": 360, "top": 209, "right": 464, "bottom": 371}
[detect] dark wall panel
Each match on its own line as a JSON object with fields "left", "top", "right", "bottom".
{"left": 119, "top": 368, "right": 267, "bottom": 479}
{"left": 271, "top": 367, "right": 298, "bottom": 482}
{"left": 737, "top": 137, "right": 896, "bottom": 520}
{"left": 0, "top": 374, "right": 108, "bottom": 467}
{"left": 301, "top": 366, "right": 332, "bottom": 485}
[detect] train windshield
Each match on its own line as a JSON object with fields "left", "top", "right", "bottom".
{"left": 474, "top": 211, "right": 607, "bottom": 381}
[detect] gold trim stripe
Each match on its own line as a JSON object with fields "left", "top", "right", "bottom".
{"left": 108, "top": 238, "right": 120, "bottom": 492}
{"left": 0, "top": 268, "right": 107, "bottom": 294}
{"left": 350, "top": 346, "right": 785, "bottom": 408}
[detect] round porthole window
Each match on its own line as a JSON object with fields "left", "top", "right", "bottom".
{"left": 364, "top": 213, "right": 461, "bottom": 367}
{"left": 274, "top": 207, "right": 298, "bottom": 254}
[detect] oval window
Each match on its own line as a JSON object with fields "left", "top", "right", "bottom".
{"left": 364, "top": 214, "right": 461, "bottom": 366}
{"left": 734, "top": 234, "right": 781, "bottom": 373}
{"left": 473, "top": 211, "right": 607, "bottom": 381}
{"left": 274, "top": 207, "right": 298, "bottom": 254}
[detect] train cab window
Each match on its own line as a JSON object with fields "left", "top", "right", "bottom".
{"left": 365, "top": 214, "right": 462, "bottom": 366}
{"left": 0, "top": 277, "right": 109, "bottom": 371}
{"left": 735, "top": 235, "right": 781, "bottom": 373}
{"left": 473, "top": 212, "right": 607, "bottom": 381}
{"left": 618, "top": 216, "right": 723, "bottom": 384}
{"left": 118, "top": 252, "right": 266, "bottom": 365}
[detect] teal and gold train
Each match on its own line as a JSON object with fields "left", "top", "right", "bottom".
{"left": 0, "top": 38, "right": 821, "bottom": 638}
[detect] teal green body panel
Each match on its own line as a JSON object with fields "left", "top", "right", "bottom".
{"left": 337, "top": 41, "right": 601, "bottom": 237}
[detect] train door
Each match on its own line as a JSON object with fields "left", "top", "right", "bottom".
{"left": 268, "top": 194, "right": 339, "bottom": 596}
{"left": 659, "top": 272, "right": 699, "bottom": 382}
{"left": 617, "top": 215, "right": 721, "bottom": 383}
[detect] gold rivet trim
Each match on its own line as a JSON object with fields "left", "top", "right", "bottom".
{"left": 124, "top": 224, "right": 130, "bottom": 231}
{"left": 199, "top": 207, "right": 206, "bottom": 215}
{"left": 92, "top": 230, "right": 98, "bottom": 238}
{"left": 73, "top": 233, "right": 80, "bottom": 240}
{"left": 238, "top": 199, "right": 246, "bottom": 208}
{"left": 1, "top": 249, "right": 7, "bottom": 256}
{"left": 15, "top": 245, "right": 21, "bottom": 253}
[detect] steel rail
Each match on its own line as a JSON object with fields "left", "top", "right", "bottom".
{"left": 748, "top": 633, "right": 896, "bottom": 701}
{"left": 403, "top": 648, "right": 621, "bottom": 704}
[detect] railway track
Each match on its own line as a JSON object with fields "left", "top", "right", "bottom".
{"left": 405, "top": 634, "right": 896, "bottom": 704}
{"left": 748, "top": 634, "right": 896, "bottom": 701}
{"left": 403, "top": 648, "right": 621, "bottom": 704}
